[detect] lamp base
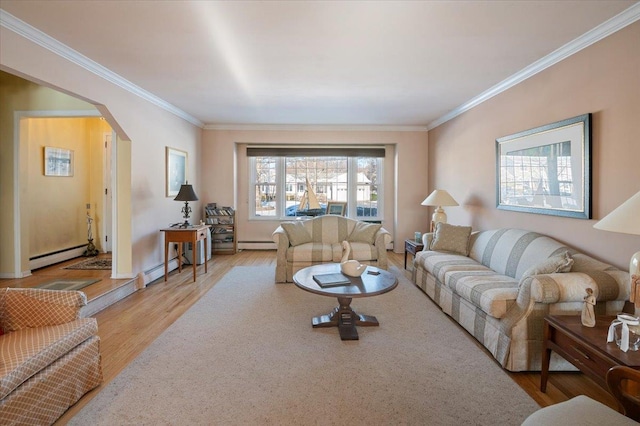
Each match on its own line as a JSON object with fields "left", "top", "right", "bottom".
{"left": 631, "top": 251, "right": 640, "bottom": 315}
{"left": 430, "top": 207, "right": 447, "bottom": 232}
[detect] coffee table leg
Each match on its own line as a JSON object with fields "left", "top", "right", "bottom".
{"left": 356, "top": 314, "right": 379, "bottom": 326}
{"left": 310, "top": 297, "right": 380, "bottom": 340}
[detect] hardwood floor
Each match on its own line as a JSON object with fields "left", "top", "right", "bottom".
{"left": 2, "top": 250, "right": 620, "bottom": 423}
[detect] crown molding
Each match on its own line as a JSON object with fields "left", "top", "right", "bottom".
{"left": 203, "top": 123, "right": 428, "bottom": 132}
{"left": 427, "top": 3, "right": 640, "bottom": 131}
{"left": 0, "top": 9, "right": 204, "bottom": 128}
{"left": 3, "top": 3, "right": 638, "bottom": 133}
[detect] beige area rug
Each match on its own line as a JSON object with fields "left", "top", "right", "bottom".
{"left": 70, "top": 266, "right": 539, "bottom": 425}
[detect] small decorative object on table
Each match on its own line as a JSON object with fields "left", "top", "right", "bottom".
{"left": 608, "top": 314, "right": 640, "bottom": 352}
{"left": 414, "top": 231, "right": 422, "bottom": 242}
{"left": 632, "top": 274, "right": 640, "bottom": 307}
{"left": 340, "top": 241, "right": 366, "bottom": 277}
{"left": 581, "top": 287, "right": 596, "bottom": 327}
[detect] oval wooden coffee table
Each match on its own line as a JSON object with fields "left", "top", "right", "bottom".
{"left": 293, "top": 263, "right": 398, "bottom": 340}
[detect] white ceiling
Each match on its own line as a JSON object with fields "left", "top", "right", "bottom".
{"left": 1, "top": 1, "right": 638, "bottom": 129}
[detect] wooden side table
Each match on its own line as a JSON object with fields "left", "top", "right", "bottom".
{"left": 160, "top": 225, "right": 210, "bottom": 282}
{"left": 404, "top": 239, "right": 424, "bottom": 270}
{"left": 541, "top": 315, "right": 640, "bottom": 392}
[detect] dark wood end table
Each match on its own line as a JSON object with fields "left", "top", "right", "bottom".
{"left": 293, "top": 263, "right": 398, "bottom": 341}
{"left": 541, "top": 315, "right": 640, "bottom": 392}
{"left": 404, "top": 239, "right": 424, "bottom": 270}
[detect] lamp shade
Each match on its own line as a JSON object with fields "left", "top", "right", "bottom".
{"left": 593, "top": 191, "right": 640, "bottom": 236}
{"left": 174, "top": 184, "right": 199, "bottom": 202}
{"left": 421, "top": 190, "right": 459, "bottom": 207}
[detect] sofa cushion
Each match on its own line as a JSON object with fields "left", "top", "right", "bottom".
{"left": 0, "top": 318, "right": 98, "bottom": 399}
{"left": 343, "top": 241, "right": 379, "bottom": 262}
{"left": 445, "top": 271, "right": 519, "bottom": 319}
{"left": 519, "top": 251, "right": 574, "bottom": 284}
{"left": 280, "top": 222, "right": 313, "bottom": 247}
{"left": 285, "top": 242, "right": 338, "bottom": 263}
{"left": 416, "top": 251, "right": 490, "bottom": 285}
{"left": 430, "top": 223, "right": 472, "bottom": 256}
{"left": 468, "top": 229, "right": 574, "bottom": 280}
{"left": 415, "top": 250, "right": 518, "bottom": 318}
{"left": 347, "top": 222, "right": 381, "bottom": 245}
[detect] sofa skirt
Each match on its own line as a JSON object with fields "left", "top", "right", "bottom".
{"left": 0, "top": 335, "right": 103, "bottom": 425}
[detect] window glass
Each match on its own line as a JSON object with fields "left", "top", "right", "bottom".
{"left": 250, "top": 154, "right": 382, "bottom": 220}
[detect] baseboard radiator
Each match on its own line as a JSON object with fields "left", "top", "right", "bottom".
{"left": 29, "top": 245, "right": 87, "bottom": 272}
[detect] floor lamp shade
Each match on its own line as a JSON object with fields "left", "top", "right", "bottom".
{"left": 593, "top": 190, "right": 640, "bottom": 307}
{"left": 421, "top": 190, "right": 459, "bottom": 230}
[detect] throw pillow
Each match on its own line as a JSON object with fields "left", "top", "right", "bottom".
{"left": 348, "top": 222, "right": 382, "bottom": 245}
{"left": 280, "top": 222, "right": 312, "bottom": 247}
{"left": 520, "top": 251, "right": 574, "bottom": 283}
{"left": 429, "top": 222, "right": 472, "bottom": 256}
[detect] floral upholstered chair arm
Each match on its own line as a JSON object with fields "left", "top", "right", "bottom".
{"left": 0, "top": 288, "right": 87, "bottom": 332}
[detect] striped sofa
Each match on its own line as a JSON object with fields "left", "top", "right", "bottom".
{"left": 273, "top": 215, "right": 391, "bottom": 282}
{"left": 412, "top": 228, "right": 629, "bottom": 372}
{"left": 0, "top": 288, "right": 103, "bottom": 425}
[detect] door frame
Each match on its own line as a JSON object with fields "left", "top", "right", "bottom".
{"left": 12, "top": 110, "right": 111, "bottom": 277}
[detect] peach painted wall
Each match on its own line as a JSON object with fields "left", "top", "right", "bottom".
{"left": 427, "top": 21, "right": 640, "bottom": 270}
{"left": 201, "top": 129, "right": 429, "bottom": 252}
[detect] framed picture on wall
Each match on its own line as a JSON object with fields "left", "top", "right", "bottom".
{"left": 166, "top": 147, "right": 187, "bottom": 197}
{"left": 496, "top": 113, "right": 591, "bottom": 219}
{"left": 326, "top": 201, "right": 347, "bottom": 216}
{"left": 44, "top": 146, "right": 74, "bottom": 177}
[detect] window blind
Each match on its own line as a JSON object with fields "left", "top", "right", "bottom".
{"left": 246, "top": 146, "right": 385, "bottom": 158}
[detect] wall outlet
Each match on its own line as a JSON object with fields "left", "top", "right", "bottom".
{"left": 86, "top": 203, "right": 91, "bottom": 209}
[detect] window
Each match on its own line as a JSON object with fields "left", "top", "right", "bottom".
{"left": 249, "top": 148, "right": 383, "bottom": 220}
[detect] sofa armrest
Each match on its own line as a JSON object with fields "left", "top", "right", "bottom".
{"left": 0, "top": 288, "right": 87, "bottom": 332}
{"left": 272, "top": 226, "right": 291, "bottom": 249}
{"left": 525, "top": 271, "right": 630, "bottom": 304}
{"left": 272, "top": 226, "right": 290, "bottom": 283}
{"left": 421, "top": 232, "right": 434, "bottom": 250}
{"left": 372, "top": 227, "right": 392, "bottom": 270}
{"left": 373, "top": 227, "right": 392, "bottom": 247}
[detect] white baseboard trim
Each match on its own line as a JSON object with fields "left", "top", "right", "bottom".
{"left": 0, "top": 271, "right": 31, "bottom": 279}
{"left": 110, "top": 273, "right": 137, "bottom": 280}
{"left": 238, "top": 242, "right": 276, "bottom": 250}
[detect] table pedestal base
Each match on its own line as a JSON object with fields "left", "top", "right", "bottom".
{"left": 311, "top": 296, "right": 379, "bottom": 340}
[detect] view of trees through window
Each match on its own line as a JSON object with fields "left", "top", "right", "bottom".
{"left": 252, "top": 156, "right": 381, "bottom": 219}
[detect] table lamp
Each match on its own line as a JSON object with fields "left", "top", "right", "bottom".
{"left": 593, "top": 190, "right": 640, "bottom": 307}
{"left": 421, "top": 190, "right": 459, "bottom": 231}
{"left": 174, "top": 182, "right": 199, "bottom": 226}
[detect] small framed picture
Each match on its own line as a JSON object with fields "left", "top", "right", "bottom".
{"left": 166, "top": 147, "right": 187, "bottom": 197}
{"left": 44, "top": 146, "right": 74, "bottom": 177}
{"left": 326, "top": 201, "right": 347, "bottom": 216}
